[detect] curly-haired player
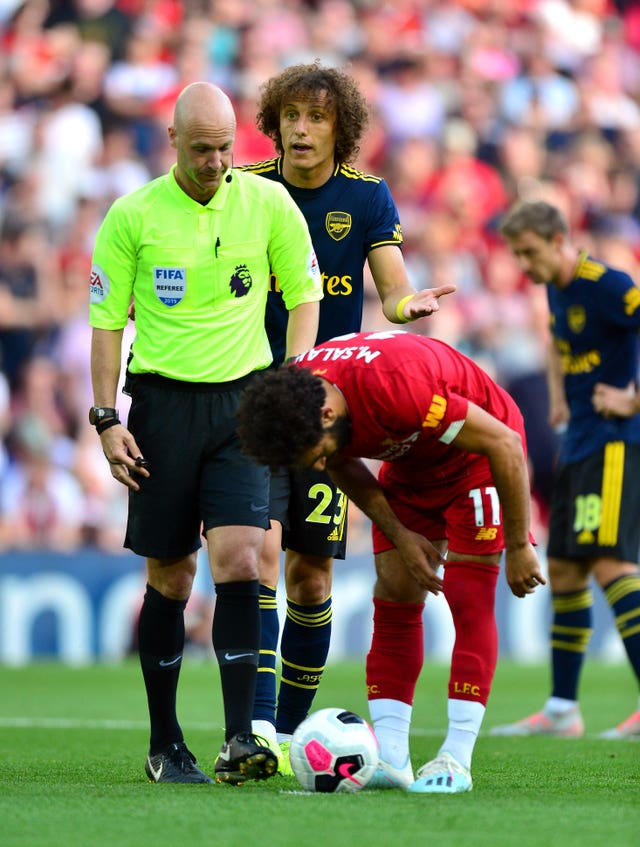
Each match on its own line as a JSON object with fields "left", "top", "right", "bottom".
{"left": 256, "top": 61, "right": 369, "bottom": 164}
{"left": 241, "top": 62, "right": 455, "bottom": 777}
{"left": 237, "top": 330, "right": 545, "bottom": 793}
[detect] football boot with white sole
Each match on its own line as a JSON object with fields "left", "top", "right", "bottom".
{"left": 489, "top": 706, "right": 584, "bottom": 738}
{"left": 408, "top": 752, "right": 472, "bottom": 794}
{"left": 599, "top": 710, "right": 640, "bottom": 739}
{"left": 366, "top": 756, "right": 414, "bottom": 790}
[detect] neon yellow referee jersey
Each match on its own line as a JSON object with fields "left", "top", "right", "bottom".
{"left": 89, "top": 166, "right": 322, "bottom": 382}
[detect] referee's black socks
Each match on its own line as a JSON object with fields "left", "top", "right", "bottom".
{"left": 213, "top": 579, "right": 261, "bottom": 741}
{"left": 138, "top": 584, "right": 187, "bottom": 754}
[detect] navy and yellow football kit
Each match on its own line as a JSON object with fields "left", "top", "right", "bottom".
{"left": 243, "top": 158, "right": 403, "bottom": 365}
{"left": 242, "top": 157, "right": 404, "bottom": 735}
{"left": 546, "top": 251, "right": 640, "bottom": 560}
{"left": 548, "top": 251, "right": 640, "bottom": 465}
{"left": 542, "top": 252, "right": 640, "bottom": 713}
{"left": 242, "top": 156, "right": 403, "bottom": 558}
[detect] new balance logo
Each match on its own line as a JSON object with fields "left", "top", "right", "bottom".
{"left": 475, "top": 527, "right": 498, "bottom": 541}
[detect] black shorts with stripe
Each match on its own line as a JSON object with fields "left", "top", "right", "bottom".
{"left": 124, "top": 371, "right": 270, "bottom": 559}
{"left": 547, "top": 441, "right": 640, "bottom": 562}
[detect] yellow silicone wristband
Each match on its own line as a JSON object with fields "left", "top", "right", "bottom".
{"left": 395, "top": 294, "right": 414, "bottom": 323}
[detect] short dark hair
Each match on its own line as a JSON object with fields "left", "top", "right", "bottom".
{"left": 499, "top": 201, "right": 569, "bottom": 240}
{"left": 237, "top": 366, "right": 326, "bottom": 470}
{"left": 256, "top": 61, "right": 370, "bottom": 163}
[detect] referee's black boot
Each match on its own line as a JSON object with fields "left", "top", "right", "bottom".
{"left": 145, "top": 741, "right": 213, "bottom": 783}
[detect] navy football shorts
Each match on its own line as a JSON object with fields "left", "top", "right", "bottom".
{"left": 269, "top": 466, "right": 348, "bottom": 559}
{"left": 547, "top": 442, "right": 640, "bottom": 562}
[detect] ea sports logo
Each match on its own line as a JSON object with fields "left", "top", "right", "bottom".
{"left": 90, "top": 264, "right": 109, "bottom": 303}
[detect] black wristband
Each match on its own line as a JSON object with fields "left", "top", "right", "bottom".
{"left": 96, "top": 417, "right": 120, "bottom": 435}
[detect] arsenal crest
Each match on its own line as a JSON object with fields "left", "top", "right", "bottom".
{"left": 567, "top": 305, "right": 586, "bottom": 333}
{"left": 326, "top": 211, "right": 352, "bottom": 242}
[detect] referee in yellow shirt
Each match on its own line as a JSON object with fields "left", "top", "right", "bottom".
{"left": 89, "top": 82, "right": 322, "bottom": 785}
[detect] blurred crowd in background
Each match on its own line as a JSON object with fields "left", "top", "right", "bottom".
{"left": 0, "top": 0, "right": 639, "bottom": 555}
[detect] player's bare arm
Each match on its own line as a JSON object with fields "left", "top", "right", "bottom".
{"left": 90, "top": 326, "right": 149, "bottom": 491}
{"left": 327, "top": 454, "right": 444, "bottom": 595}
{"left": 90, "top": 327, "right": 123, "bottom": 409}
{"left": 592, "top": 380, "right": 638, "bottom": 419}
{"left": 546, "top": 342, "right": 570, "bottom": 429}
{"left": 451, "top": 402, "right": 546, "bottom": 599}
{"left": 284, "top": 300, "right": 320, "bottom": 361}
{"left": 368, "top": 244, "right": 456, "bottom": 323}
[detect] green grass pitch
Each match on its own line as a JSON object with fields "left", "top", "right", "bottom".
{"left": 1, "top": 659, "right": 637, "bottom": 847}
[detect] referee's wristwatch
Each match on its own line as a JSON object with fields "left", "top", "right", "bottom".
{"left": 89, "top": 406, "right": 120, "bottom": 434}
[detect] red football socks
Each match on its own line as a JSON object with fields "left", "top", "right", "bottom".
{"left": 366, "top": 597, "right": 424, "bottom": 705}
{"left": 444, "top": 561, "right": 499, "bottom": 706}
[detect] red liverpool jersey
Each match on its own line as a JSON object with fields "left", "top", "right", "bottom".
{"left": 296, "top": 330, "right": 524, "bottom": 483}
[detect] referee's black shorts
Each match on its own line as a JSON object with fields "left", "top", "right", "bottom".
{"left": 124, "top": 371, "right": 269, "bottom": 559}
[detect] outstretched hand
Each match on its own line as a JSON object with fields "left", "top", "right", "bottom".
{"left": 401, "top": 284, "right": 457, "bottom": 320}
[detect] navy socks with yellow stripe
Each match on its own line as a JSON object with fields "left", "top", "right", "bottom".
{"left": 604, "top": 574, "right": 640, "bottom": 685}
{"left": 549, "top": 576, "right": 640, "bottom": 703}
{"left": 276, "top": 596, "right": 332, "bottom": 734}
{"left": 254, "top": 584, "right": 279, "bottom": 726}
{"left": 550, "top": 588, "right": 593, "bottom": 701}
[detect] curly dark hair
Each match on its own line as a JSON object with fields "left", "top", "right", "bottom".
{"left": 256, "top": 61, "right": 370, "bottom": 164}
{"left": 237, "top": 366, "right": 327, "bottom": 470}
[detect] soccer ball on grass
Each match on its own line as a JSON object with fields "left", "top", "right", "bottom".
{"left": 289, "top": 707, "right": 379, "bottom": 793}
